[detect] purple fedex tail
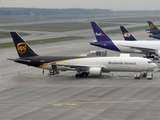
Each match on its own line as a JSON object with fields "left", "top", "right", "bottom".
{"left": 90, "top": 22, "right": 120, "bottom": 52}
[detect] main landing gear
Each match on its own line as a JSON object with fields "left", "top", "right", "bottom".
{"left": 75, "top": 72, "right": 89, "bottom": 78}
{"left": 135, "top": 72, "right": 146, "bottom": 79}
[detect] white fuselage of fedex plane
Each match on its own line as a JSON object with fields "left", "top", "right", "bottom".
{"left": 43, "top": 57, "right": 157, "bottom": 72}
{"left": 110, "top": 40, "right": 160, "bottom": 54}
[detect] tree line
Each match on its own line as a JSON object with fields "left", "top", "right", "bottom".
{"left": 0, "top": 8, "right": 113, "bottom": 15}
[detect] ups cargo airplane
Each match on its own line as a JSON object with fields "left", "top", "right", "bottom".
{"left": 90, "top": 22, "right": 160, "bottom": 58}
{"left": 8, "top": 32, "right": 157, "bottom": 78}
{"left": 146, "top": 21, "right": 160, "bottom": 40}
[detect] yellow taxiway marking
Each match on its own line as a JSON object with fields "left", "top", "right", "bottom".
{"left": 3, "top": 53, "right": 9, "bottom": 54}
{"left": 52, "top": 103, "right": 77, "bottom": 106}
{"left": 51, "top": 101, "right": 127, "bottom": 106}
{"left": 124, "top": 97, "right": 159, "bottom": 107}
{"left": 52, "top": 104, "right": 63, "bottom": 106}
{"left": 71, "top": 43, "right": 76, "bottom": 45}
{"left": 68, "top": 105, "right": 107, "bottom": 120}
{"left": 65, "top": 103, "right": 77, "bottom": 106}
{"left": 0, "top": 98, "right": 159, "bottom": 108}
{"left": 53, "top": 46, "right": 59, "bottom": 48}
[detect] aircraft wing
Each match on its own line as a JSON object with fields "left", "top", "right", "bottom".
{"left": 119, "top": 44, "right": 156, "bottom": 52}
{"left": 64, "top": 65, "right": 89, "bottom": 71}
{"left": 55, "top": 63, "right": 106, "bottom": 71}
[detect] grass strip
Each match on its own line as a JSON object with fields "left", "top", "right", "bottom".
{"left": 0, "top": 31, "right": 30, "bottom": 38}
{"left": 106, "top": 26, "right": 148, "bottom": 34}
{"left": 0, "top": 36, "right": 84, "bottom": 49}
{"left": 0, "top": 22, "right": 124, "bottom": 32}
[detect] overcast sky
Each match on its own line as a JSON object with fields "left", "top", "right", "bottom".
{"left": 0, "top": 0, "right": 159, "bottom": 11}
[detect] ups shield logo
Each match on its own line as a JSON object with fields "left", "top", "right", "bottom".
{"left": 17, "top": 43, "right": 26, "bottom": 54}
{"left": 150, "top": 24, "right": 155, "bottom": 29}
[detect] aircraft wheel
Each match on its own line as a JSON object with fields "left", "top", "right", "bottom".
{"left": 75, "top": 74, "right": 80, "bottom": 78}
{"left": 82, "top": 72, "right": 89, "bottom": 77}
{"left": 84, "top": 73, "right": 89, "bottom": 77}
{"left": 80, "top": 73, "right": 84, "bottom": 77}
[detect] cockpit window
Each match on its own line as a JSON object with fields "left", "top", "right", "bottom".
{"left": 148, "top": 61, "right": 153, "bottom": 63}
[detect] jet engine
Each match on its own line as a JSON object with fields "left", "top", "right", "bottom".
{"left": 89, "top": 67, "right": 102, "bottom": 76}
{"left": 157, "top": 50, "right": 160, "bottom": 57}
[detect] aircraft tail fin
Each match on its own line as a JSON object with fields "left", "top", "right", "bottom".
{"left": 147, "top": 21, "right": 158, "bottom": 30}
{"left": 90, "top": 22, "right": 112, "bottom": 42}
{"left": 120, "top": 26, "right": 137, "bottom": 41}
{"left": 90, "top": 22, "right": 120, "bottom": 51}
{"left": 10, "top": 32, "right": 38, "bottom": 58}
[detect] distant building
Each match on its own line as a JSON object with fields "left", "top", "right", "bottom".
{"left": 30, "top": 12, "right": 34, "bottom": 16}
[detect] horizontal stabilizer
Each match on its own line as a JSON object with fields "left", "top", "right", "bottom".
{"left": 7, "top": 58, "right": 31, "bottom": 62}
{"left": 90, "top": 42, "right": 107, "bottom": 46}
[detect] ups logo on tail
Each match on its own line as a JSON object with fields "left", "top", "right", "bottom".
{"left": 150, "top": 24, "right": 155, "bottom": 29}
{"left": 17, "top": 43, "right": 26, "bottom": 54}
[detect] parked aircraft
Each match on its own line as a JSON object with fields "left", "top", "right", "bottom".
{"left": 90, "top": 22, "right": 160, "bottom": 58}
{"left": 146, "top": 21, "right": 160, "bottom": 40}
{"left": 120, "top": 26, "right": 137, "bottom": 41}
{"left": 8, "top": 32, "right": 156, "bottom": 78}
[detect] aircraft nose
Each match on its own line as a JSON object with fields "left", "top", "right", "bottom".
{"left": 151, "top": 63, "right": 157, "bottom": 69}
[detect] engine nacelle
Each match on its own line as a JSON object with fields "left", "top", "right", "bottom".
{"left": 89, "top": 67, "right": 102, "bottom": 76}
{"left": 157, "top": 50, "right": 160, "bottom": 58}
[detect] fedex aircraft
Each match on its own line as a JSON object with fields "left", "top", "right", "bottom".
{"left": 90, "top": 22, "right": 160, "bottom": 58}
{"left": 8, "top": 32, "right": 156, "bottom": 78}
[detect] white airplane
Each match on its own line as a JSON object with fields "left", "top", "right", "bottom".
{"left": 8, "top": 32, "right": 157, "bottom": 78}
{"left": 90, "top": 22, "right": 160, "bottom": 58}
